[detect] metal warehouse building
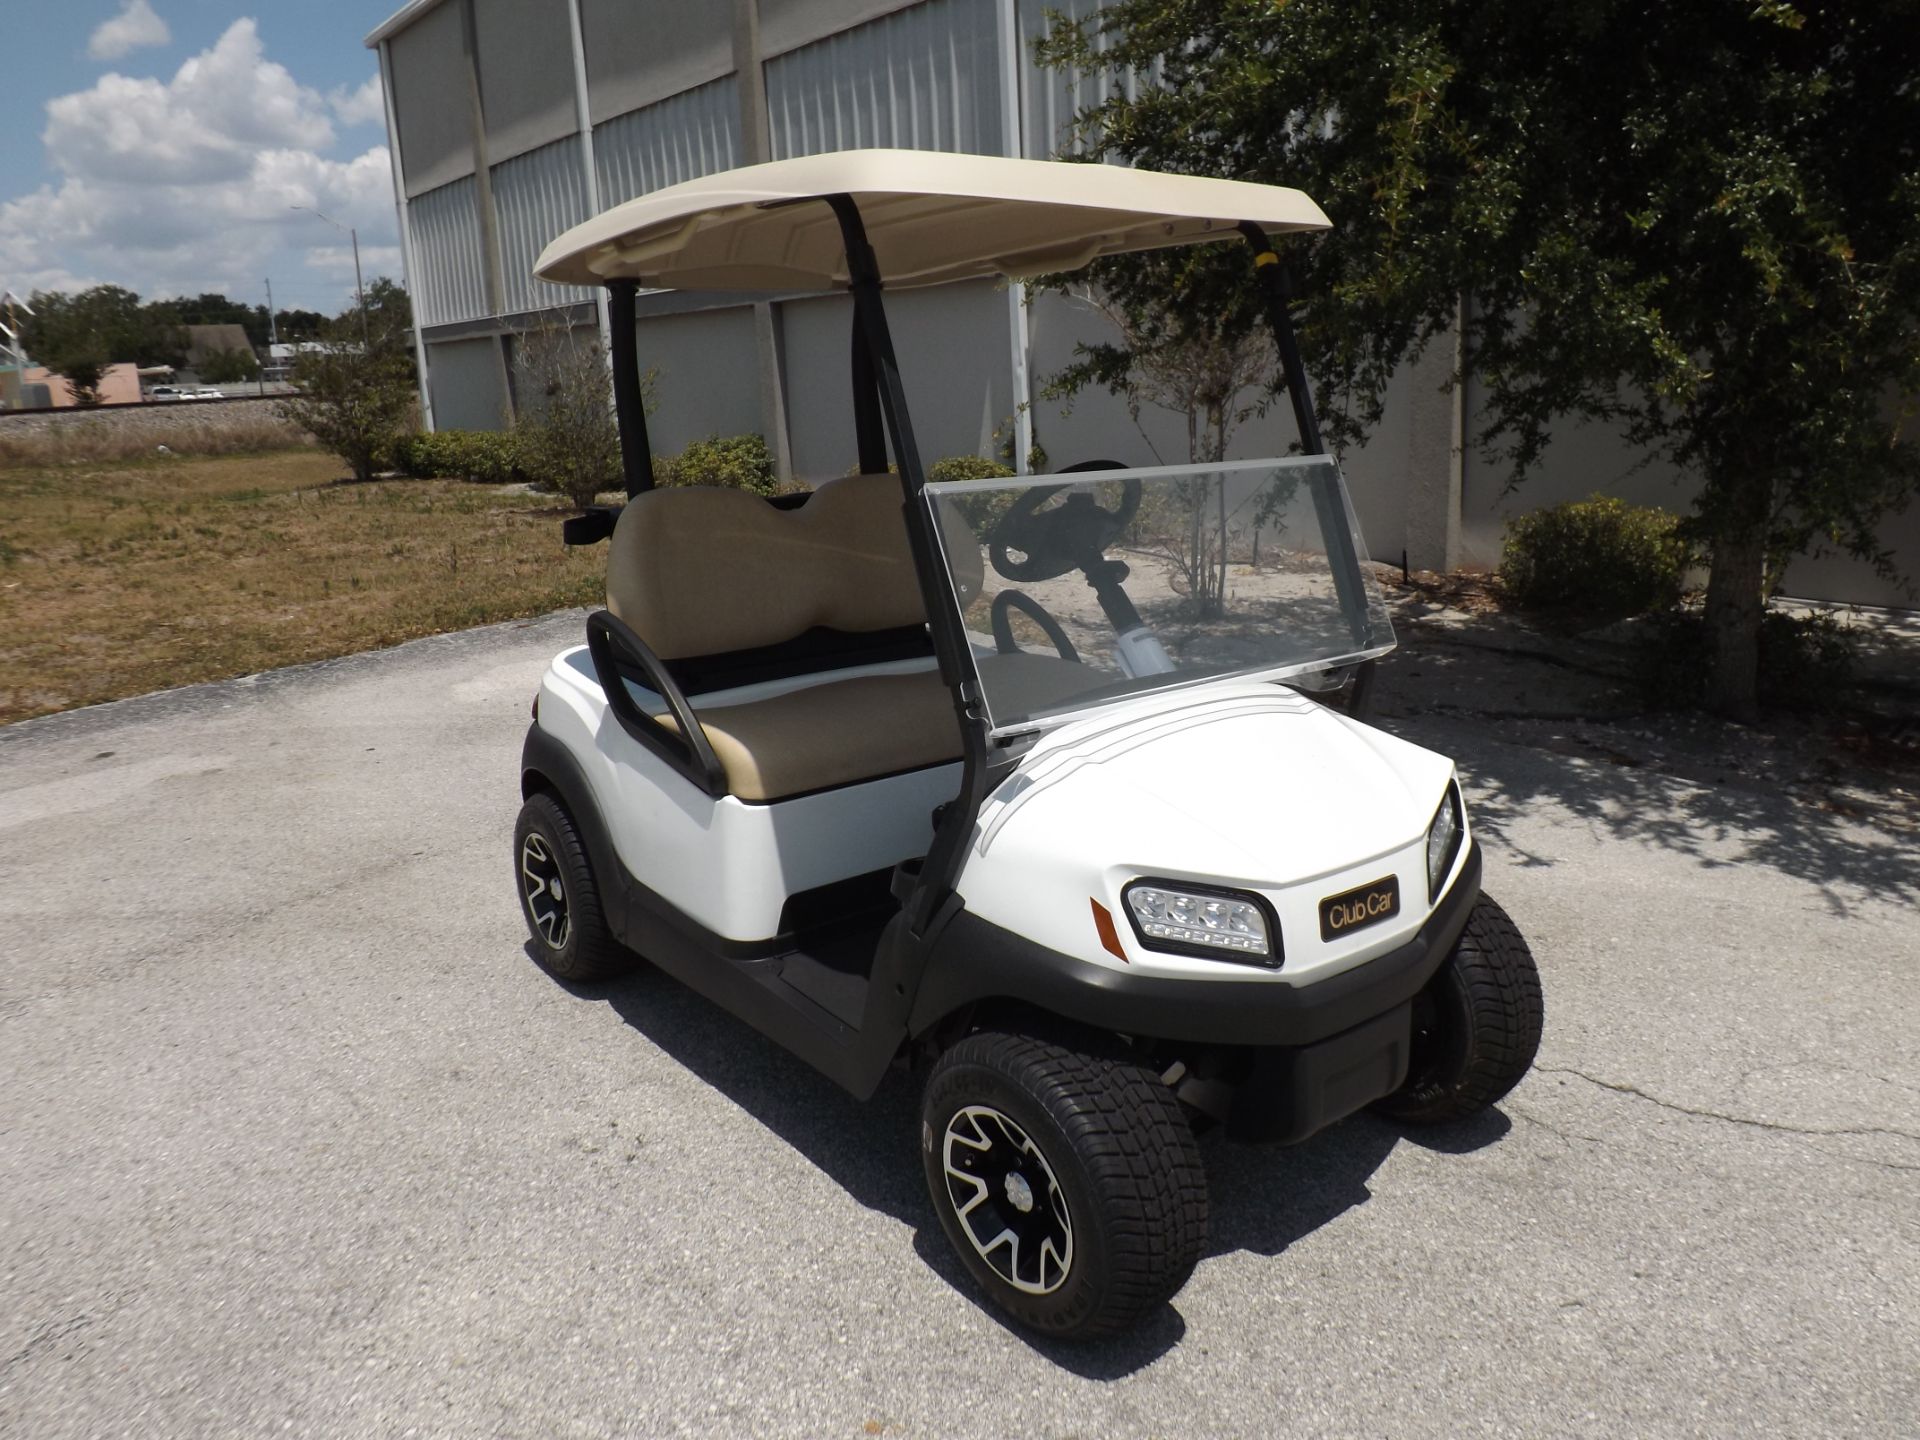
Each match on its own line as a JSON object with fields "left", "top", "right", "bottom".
{"left": 367, "top": 0, "right": 1914, "bottom": 603}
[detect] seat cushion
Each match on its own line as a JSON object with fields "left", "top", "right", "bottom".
{"left": 660, "top": 670, "right": 964, "bottom": 801}
{"left": 607, "top": 473, "right": 985, "bottom": 662}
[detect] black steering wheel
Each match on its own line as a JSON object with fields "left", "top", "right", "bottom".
{"left": 987, "top": 460, "right": 1141, "bottom": 583}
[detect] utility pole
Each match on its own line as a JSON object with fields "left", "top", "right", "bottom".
{"left": 290, "top": 207, "right": 369, "bottom": 346}
{"left": 262, "top": 279, "right": 276, "bottom": 396}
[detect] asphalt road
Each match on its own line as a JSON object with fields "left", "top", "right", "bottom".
{"left": 3, "top": 612, "right": 1915, "bottom": 1438}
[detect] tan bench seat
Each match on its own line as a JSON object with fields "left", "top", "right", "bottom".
{"left": 659, "top": 670, "right": 963, "bottom": 801}
{"left": 605, "top": 473, "right": 1097, "bottom": 801}
{"left": 654, "top": 651, "right": 1105, "bottom": 801}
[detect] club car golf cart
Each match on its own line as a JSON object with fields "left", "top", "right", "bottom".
{"left": 514, "top": 150, "right": 1543, "bottom": 1339}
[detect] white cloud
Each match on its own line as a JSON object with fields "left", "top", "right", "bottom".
{"left": 87, "top": 0, "right": 171, "bottom": 61}
{"left": 47, "top": 19, "right": 337, "bottom": 186}
{"left": 330, "top": 76, "right": 386, "bottom": 129}
{"left": 3, "top": 20, "right": 397, "bottom": 302}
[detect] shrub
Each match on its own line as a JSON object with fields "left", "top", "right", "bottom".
{"left": 658, "top": 434, "right": 779, "bottom": 495}
{"left": 201, "top": 347, "right": 261, "bottom": 385}
{"left": 1501, "top": 495, "right": 1691, "bottom": 619}
{"left": 1635, "top": 609, "right": 1858, "bottom": 712}
{"left": 928, "top": 454, "right": 1016, "bottom": 533}
{"left": 511, "top": 325, "right": 625, "bottom": 510}
{"left": 390, "top": 429, "right": 525, "bottom": 484}
{"left": 277, "top": 344, "right": 418, "bottom": 484}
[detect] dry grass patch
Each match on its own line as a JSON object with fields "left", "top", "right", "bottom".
{"left": 0, "top": 449, "right": 607, "bottom": 723}
{"left": 0, "top": 413, "right": 312, "bottom": 466}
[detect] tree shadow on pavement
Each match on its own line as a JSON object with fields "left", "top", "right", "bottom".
{"left": 1365, "top": 609, "right": 1920, "bottom": 918}
{"left": 541, "top": 944, "right": 1517, "bottom": 1377}
{"left": 1430, "top": 722, "right": 1918, "bottom": 918}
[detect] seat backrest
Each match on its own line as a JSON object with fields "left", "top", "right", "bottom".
{"left": 608, "top": 472, "right": 975, "bottom": 661}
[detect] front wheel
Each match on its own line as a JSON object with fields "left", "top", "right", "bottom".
{"left": 1375, "top": 893, "right": 1543, "bottom": 1124}
{"left": 920, "top": 1031, "right": 1207, "bottom": 1339}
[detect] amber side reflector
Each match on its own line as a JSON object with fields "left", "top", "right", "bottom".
{"left": 1090, "top": 899, "right": 1128, "bottom": 963}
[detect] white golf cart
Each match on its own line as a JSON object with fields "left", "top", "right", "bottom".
{"left": 515, "top": 150, "right": 1542, "bottom": 1339}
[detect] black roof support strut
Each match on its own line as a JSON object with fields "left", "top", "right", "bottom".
{"left": 608, "top": 278, "right": 654, "bottom": 498}
{"left": 825, "top": 192, "right": 991, "bottom": 939}
{"left": 1239, "top": 221, "right": 1379, "bottom": 716}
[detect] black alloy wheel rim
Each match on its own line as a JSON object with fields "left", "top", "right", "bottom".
{"left": 941, "top": 1104, "right": 1074, "bottom": 1295}
{"left": 520, "top": 832, "right": 570, "bottom": 950}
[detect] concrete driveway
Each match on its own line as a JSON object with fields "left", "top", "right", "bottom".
{"left": 3, "top": 612, "right": 1914, "bottom": 1438}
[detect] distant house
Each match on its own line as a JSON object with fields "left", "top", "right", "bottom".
{"left": 264, "top": 341, "right": 331, "bottom": 381}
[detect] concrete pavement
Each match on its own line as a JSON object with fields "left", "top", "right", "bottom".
{"left": 2, "top": 612, "right": 1914, "bottom": 1437}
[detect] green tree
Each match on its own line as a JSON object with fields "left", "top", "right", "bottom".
{"left": 511, "top": 321, "right": 632, "bottom": 510}
{"left": 274, "top": 308, "right": 327, "bottom": 342}
{"left": 1041, "top": 0, "right": 1920, "bottom": 715}
{"left": 278, "top": 341, "right": 415, "bottom": 483}
{"left": 23, "top": 284, "right": 186, "bottom": 387}
{"left": 357, "top": 276, "right": 414, "bottom": 358}
{"left": 274, "top": 277, "right": 420, "bottom": 482}
{"left": 58, "top": 354, "right": 110, "bottom": 407}
{"left": 200, "top": 346, "right": 261, "bottom": 385}
{"left": 1041, "top": 265, "right": 1280, "bottom": 616}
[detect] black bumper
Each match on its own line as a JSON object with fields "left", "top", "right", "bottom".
{"left": 910, "top": 843, "right": 1481, "bottom": 1049}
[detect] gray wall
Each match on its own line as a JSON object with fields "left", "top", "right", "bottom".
{"left": 582, "top": 0, "right": 735, "bottom": 121}
{"left": 783, "top": 280, "right": 1014, "bottom": 477}
{"left": 426, "top": 336, "right": 510, "bottom": 431}
{"left": 637, "top": 306, "right": 765, "bottom": 456}
{"left": 472, "top": 0, "right": 579, "bottom": 162}
{"left": 389, "top": 0, "right": 475, "bottom": 196}
{"left": 1459, "top": 384, "right": 1920, "bottom": 607}
{"left": 758, "top": 0, "right": 922, "bottom": 59}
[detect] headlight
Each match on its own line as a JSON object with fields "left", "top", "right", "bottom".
{"left": 1426, "top": 782, "right": 1464, "bottom": 902}
{"left": 1123, "top": 880, "right": 1278, "bottom": 965}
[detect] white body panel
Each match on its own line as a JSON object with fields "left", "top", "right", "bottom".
{"left": 539, "top": 650, "right": 1463, "bottom": 979}
{"left": 953, "top": 680, "right": 1466, "bottom": 988}
{"left": 537, "top": 646, "right": 956, "bottom": 941}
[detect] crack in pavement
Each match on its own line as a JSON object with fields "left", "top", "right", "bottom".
{"left": 1534, "top": 1066, "right": 1920, "bottom": 1146}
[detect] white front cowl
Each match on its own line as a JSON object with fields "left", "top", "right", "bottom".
{"left": 956, "top": 681, "right": 1463, "bottom": 986}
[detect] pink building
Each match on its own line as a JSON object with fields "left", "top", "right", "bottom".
{"left": 21, "top": 363, "right": 145, "bottom": 407}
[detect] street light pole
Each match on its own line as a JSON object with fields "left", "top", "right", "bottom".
{"left": 291, "top": 206, "right": 369, "bottom": 346}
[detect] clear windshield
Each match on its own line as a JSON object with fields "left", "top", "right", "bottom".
{"left": 925, "top": 457, "right": 1394, "bottom": 736}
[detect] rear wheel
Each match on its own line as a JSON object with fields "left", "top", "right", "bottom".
{"left": 513, "top": 792, "right": 634, "bottom": 982}
{"left": 1376, "top": 893, "right": 1543, "bottom": 1124}
{"left": 920, "top": 1031, "right": 1207, "bottom": 1339}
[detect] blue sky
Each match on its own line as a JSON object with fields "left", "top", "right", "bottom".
{"left": 1, "top": 0, "right": 410, "bottom": 313}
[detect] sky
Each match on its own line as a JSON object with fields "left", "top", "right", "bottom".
{"left": 0, "top": 0, "right": 411, "bottom": 315}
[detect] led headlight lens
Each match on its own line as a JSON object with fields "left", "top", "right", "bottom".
{"left": 1426, "top": 782, "right": 1464, "bottom": 902}
{"left": 1123, "top": 882, "right": 1273, "bottom": 960}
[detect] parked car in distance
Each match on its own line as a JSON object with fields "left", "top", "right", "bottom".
{"left": 147, "top": 385, "right": 184, "bottom": 402}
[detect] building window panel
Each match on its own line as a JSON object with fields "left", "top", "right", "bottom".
{"left": 410, "top": 176, "right": 490, "bottom": 328}
{"left": 492, "top": 138, "right": 594, "bottom": 316}
{"left": 594, "top": 77, "right": 743, "bottom": 208}
{"left": 765, "top": 0, "right": 1003, "bottom": 161}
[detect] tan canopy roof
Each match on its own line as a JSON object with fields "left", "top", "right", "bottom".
{"left": 533, "top": 149, "right": 1329, "bottom": 293}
